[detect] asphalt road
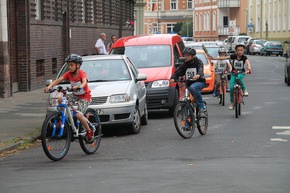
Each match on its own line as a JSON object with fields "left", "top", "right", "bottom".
{"left": 0, "top": 55, "right": 290, "bottom": 193}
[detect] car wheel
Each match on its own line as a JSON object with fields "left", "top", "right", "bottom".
{"left": 128, "top": 106, "right": 141, "bottom": 134}
{"left": 141, "top": 103, "right": 148, "bottom": 125}
{"left": 168, "top": 89, "right": 178, "bottom": 117}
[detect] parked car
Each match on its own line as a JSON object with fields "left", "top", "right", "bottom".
{"left": 182, "top": 37, "right": 194, "bottom": 44}
{"left": 186, "top": 42, "right": 204, "bottom": 51}
{"left": 249, "top": 39, "right": 266, "bottom": 55}
{"left": 202, "top": 44, "right": 220, "bottom": 58}
{"left": 196, "top": 49, "right": 215, "bottom": 93}
{"left": 227, "top": 35, "right": 251, "bottom": 53}
{"left": 260, "top": 41, "right": 283, "bottom": 56}
{"left": 46, "top": 55, "right": 148, "bottom": 134}
{"left": 110, "top": 34, "right": 185, "bottom": 117}
{"left": 245, "top": 38, "right": 256, "bottom": 54}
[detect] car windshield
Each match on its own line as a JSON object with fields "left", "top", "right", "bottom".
{"left": 256, "top": 40, "right": 264, "bottom": 45}
{"left": 269, "top": 42, "right": 282, "bottom": 46}
{"left": 111, "top": 45, "right": 171, "bottom": 68}
{"left": 204, "top": 47, "right": 219, "bottom": 58}
{"left": 57, "top": 59, "right": 131, "bottom": 82}
{"left": 238, "top": 37, "right": 248, "bottom": 42}
{"left": 196, "top": 53, "right": 209, "bottom": 65}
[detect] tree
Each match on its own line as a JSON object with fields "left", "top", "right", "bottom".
{"left": 173, "top": 22, "right": 183, "bottom": 34}
{"left": 179, "top": 21, "right": 193, "bottom": 37}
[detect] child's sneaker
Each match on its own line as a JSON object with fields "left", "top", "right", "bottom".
{"left": 228, "top": 103, "right": 234, "bottom": 110}
{"left": 86, "top": 129, "right": 94, "bottom": 143}
{"left": 243, "top": 90, "right": 249, "bottom": 96}
{"left": 212, "top": 90, "right": 217, "bottom": 97}
{"left": 226, "top": 88, "right": 230, "bottom": 92}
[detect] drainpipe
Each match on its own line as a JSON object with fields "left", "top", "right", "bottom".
{"left": 0, "top": 0, "right": 11, "bottom": 97}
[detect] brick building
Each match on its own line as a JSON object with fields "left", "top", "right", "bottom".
{"left": 193, "top": 0, "right": 247, "bottom": 42}
{"left": 144, "top": 0, "right": 193, "bottom": 35}
{"left": 0, "top": 0, "right": 135, "bottom": 98}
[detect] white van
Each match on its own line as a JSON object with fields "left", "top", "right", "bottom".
{"left": 227, "top": 35, "right": 251, "bottom": 53}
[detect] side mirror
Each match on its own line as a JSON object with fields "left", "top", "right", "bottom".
{"left": 136, "top": 74, "right": 147, "bottom": 81}
{"left": 175, "top": 57, "right": 185, "bottom": 68}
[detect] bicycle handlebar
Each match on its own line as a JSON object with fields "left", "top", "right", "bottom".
{"left": 45, "top": 86, "right": 81, "bottom": 93}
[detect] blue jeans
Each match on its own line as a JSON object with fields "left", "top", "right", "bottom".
{"left": 188, "top": 82, "right": 205, "bottom": 109}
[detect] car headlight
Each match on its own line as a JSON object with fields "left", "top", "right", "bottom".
{"left": 151, "top": 80, "right": 170, "bottom": 88}
{"left": 109, "top": 94, "right": 131, "bottom": 103}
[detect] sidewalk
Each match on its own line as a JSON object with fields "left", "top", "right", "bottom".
{"left": 0, "top": 89, "right": 47, "bottom": 154}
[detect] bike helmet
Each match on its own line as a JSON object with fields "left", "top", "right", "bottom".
{"left": 235, "top": 43, "right": 246, "bottom": 50}
{"left": 64, "top": 54, "right": 83, "bottom": 65}
{"left": 218, "top": 47, "right": 227, "bottom": 53}
{"left": 183, "top": 47, "right": 196, "bottom": 56}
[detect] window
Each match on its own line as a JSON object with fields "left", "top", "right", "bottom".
{"left": 52, "top": 58, "right": 57, "bottom": 74}
{"left": 173, "top": 45, "right": 179, "bottom": 63}
{"left": 153, "top": 23, "right": 158, "bottom": 34}
{"left": 35, "top": 0, "right": 41, "bottom": 20}
{"left": 167, "top": 24, "right": 175, "bottom": 33}
{"left": 151, "top": 0, "right": 158, "bottom": 11}
{"left": 36, "top": 59, "right": 45, "bottom": 77}
{"left": 213, "top": 12, "right": 216, "bottom": 31}
{"left": 171, "top": 0, "right": 177, "bottom": 10}
{"left": 188, "top": 0, "right": 193, "bottom": 9}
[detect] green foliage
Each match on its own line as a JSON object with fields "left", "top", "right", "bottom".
{"left": 179, "top": 21, "right": 193, "bottom": 37}
{"left": 173, "top": 22, "right": 183, "bottom": 34}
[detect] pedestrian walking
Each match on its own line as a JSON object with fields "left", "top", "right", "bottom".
{"left": 95, "top": 33, "right": 107, "bottom": 55}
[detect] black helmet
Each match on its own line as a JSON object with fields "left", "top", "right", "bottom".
{"left": 235, "top": 43, "right": 246, "bottom": 50}
{"left": 65, "top": 54, "right": 83, "bottom": 65}
{"left": 183, "top": 47, "right": 196, "bottom": 56}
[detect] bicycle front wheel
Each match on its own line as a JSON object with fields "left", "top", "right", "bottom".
{"left": 221, "top": 81, "right": 225, "bottom": 106}
{"left": 41, "top": 111, "right": 71, "bottom": 161}
{"left": 173, "top": 103, "right": 195, "bottom": 139}
{"left": 79, "top": 108, "right": 102, "bottom": 154}
{"left": 234, "top": 88, "right": 239, "bottom": 118}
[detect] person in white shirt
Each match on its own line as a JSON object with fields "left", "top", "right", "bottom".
{"left": 95, "top": 33, "right": 107, "bottom": 55}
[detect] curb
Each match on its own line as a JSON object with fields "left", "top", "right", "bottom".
{"left": 0, "top": 135, "right": 40, "bottom": 154}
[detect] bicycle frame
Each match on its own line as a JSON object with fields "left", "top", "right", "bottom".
{"left": 53, "top": 99, "right": 80, "bottom": 138}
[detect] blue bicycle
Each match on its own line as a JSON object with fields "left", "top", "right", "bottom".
{"left": 41, "top": 86, "right": 102, "bottom": 161}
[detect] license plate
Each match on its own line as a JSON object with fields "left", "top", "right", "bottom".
{"left": 96, "top": 109, "right": 104, "bottom": 115}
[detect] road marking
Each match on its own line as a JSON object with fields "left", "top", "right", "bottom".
{"left": 270, "top": 138, "right": 288, "bottom": 142}
{"left": 272, "top": 126, "right": 290, "bottom": 130}
{"left": 271, "top": 126, "right": 290, "bottom": 142}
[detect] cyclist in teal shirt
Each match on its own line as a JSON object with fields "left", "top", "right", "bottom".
{"left": 209, "top": 44, "right": 251, "bottom": 110}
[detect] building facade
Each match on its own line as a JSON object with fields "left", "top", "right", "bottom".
{"left": 193, "top": 0, "right": 248, "bottom": 41}
{"left": 247, "top": 0, "right": 290, "bottom": 43}
{"left": 144, "top": 0, "right": 193, "bottom": 35}
{"left": 0, "top": 0, "right": 135, "bottom": 98}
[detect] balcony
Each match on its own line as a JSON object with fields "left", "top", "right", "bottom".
{"left": 218, "top": 0, "right": 240, "bottom": 8}
{"left": 218, "top": 26, "right": 240, "bottom": 36}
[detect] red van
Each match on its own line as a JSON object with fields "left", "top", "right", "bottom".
{"left": 110, "top": 34, "right": 185, "bottom": 116}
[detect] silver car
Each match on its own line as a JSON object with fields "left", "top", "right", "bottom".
{"left": 46, "top": 55, "right": 148, "bottom": 134}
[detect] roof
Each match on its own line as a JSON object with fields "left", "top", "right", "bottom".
{"left": 81, "top": 55, "right": 125, "bottom": 61}
{"left": 113, "top": 34, "right": 182, "bottom": 47}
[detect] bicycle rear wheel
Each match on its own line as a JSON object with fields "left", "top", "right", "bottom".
{"left": 196, "top": 105, "right": 208, "bottom": 135}
{"left": 41, "top": 111, "right": 71, "bottom": 161}
{"left": 79, "top": 108, "right": 102, "bottom": 154}
{"left": 173, "top": 103, "right": 195, "bottom": 139}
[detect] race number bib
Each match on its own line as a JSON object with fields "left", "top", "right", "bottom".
{"left": 71, "top": 81, "right": 85, "bottom": 95}
{"left": 233, "top": 60, "right": 243, "bottom": 70}
{"left": 216, "top": 61, "right": 227, "bottom": 73}
{"left": 186, "top": 68, "right": 197, "bottom": 79}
